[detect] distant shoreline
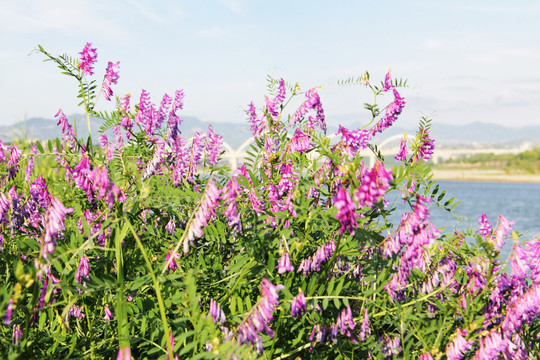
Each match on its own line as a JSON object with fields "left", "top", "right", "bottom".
{"left": 430, "top": 168, "right": 540, "bottom": 183}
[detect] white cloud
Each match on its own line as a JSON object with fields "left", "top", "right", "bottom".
{"left": 197, "top": 26, "right": 233, "bottom": 39}
{"left": 0, "top": 1, "right": 127, "bottom": 38}
{"left": 126, "top": 0, "right": 172, "bottom": 25}
{"left": 218, "top": 0, "right": 244, "bottom": 14}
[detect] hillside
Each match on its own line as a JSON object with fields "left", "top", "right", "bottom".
{"left": 1, "top": 116, "right": 539, "bottom": 150}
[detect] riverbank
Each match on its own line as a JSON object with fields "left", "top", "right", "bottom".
{"left": 430, "top": 168, "right": 540, "bottom": 183}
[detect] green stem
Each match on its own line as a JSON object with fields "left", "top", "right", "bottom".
{"left": 273, "top": 343, "right": 312, "bottom": 360}
{"left": 115, "top": 224, "right": 129, "bottom": 349}
{"left": 126, "top": 221, "right": 173, "bottom": 360}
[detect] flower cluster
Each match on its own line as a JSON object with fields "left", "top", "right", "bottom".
{"left": 297, "top": 241, "right": 336, "bottom": 276}
{"left": 102, "top": 61, "right": 120, "bottom": 101}
{"left": 79, "top": 42, "right": 97, "bottom": 76}
{"left": 236, "top": 279, "right": 284, "bottom": 353}
{"left": 354, "top": 160, "right": 393, "bottom": 208}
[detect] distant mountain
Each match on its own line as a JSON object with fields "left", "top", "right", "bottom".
{"left": 1, "top": 116, "right": 539, "bottom": 149}
{"left": 0, "top": 115, "right": 253, "bottom": 149}
{"left": 375, "top": 121, "right": 540, "bottom": 148}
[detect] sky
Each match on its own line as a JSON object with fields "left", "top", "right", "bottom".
{"left": 1, "top": 0, "right": 540, "bottom": 131}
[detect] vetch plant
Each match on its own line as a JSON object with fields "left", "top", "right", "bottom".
{"left": 0, "top": 43, "right": 539, "bottom": 359}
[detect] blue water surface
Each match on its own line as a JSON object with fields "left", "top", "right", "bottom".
{"left": 388, "top": 180, "right": 540, "bottom": 262}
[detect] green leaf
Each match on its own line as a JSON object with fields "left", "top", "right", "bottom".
{"left": 35, "top": 140, "right": 45, "bottom": 153}
{"left": 55, "top": 137, "right": 62, "bottom": 152}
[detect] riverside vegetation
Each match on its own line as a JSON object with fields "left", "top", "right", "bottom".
{"left": 435, "top": 148, "right": 540, "bottom": 175}
{"left": 1, "top": 43, "right": 540, "bottom": 359}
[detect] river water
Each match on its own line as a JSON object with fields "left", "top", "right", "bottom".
{"left": 388, "top": 180, "right": 540, "bottom": 262}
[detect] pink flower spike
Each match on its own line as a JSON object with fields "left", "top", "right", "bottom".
{"left": 12, "top": 324, "right": 23, "bottom": 345}
{"left": 117, "top": 346, "right": 132, "bottom": 360}
{"left": 477, "top": 213, "right": 492, "bottom": 238}
{"left": 102, "top": 61, "right": 120, "bottom": 101}
{"left": 383, "top": 70, "right": 393, "bottom": 91}
{"left": 288, "top": 128, "right": 313, "bottom": 153}
{"left": 291, "top": 289, "right": 306, "bottom": 318}
{"left": 395, "top": 137, "right": 408, "bottom": 161}
{"left": 104, "top": 304, "right": 114, "bottom": 321}
{"left": 276, "top": 251, "right": 294, "bottom": 274}
{"left": 493, "top": 214, "right": 514, "bottom": 251}
{"left": 79, "top": 42, "right": 98, "bottom": 76}
{"left": 334, "top": 187, "right": 359, "bottom": 236}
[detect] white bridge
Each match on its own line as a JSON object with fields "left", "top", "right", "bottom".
{"left": 220, "top": 134, "right": 534, "bottom": 168}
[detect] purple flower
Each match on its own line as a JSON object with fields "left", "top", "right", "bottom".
{"left": 334, "top": 187, "right": 359, "bottom": 236}
{"left": 291, "top": 289, "right": 306, "bottom": 318}
{"left": 0, "top": 192, "right": 11, "bottom": 225}
{"left": 42, "top": 197, "right": 73, "bottom": 260}
{"left": 183, "top": 180, "right": 220, "bottom": 255}
{"left": 417, "top": 128, "right": 435, "bottom": 161}
{"left": 102, "top": 61, "right": 120, "bottom": 101}
{"left": 276, "top": 251, "right": 294, "bottom": 274}
{"left": 3, "top": 298, "right": 14, "bottom": 325}
{"left": 359, "top": 307, "right": 370, "bottom": 341}
{"left": 246, "top": 102, "right": 266, "bottom": 139}
{"left": 7, "top": 143, "right": 22, "bottom": 180}
{"left": 76, "top": 255, "right": 90, "bottom": 285}
{"left": 511, "top": 238, "right": 540, "bottom": 283}
{"left": 25, "top": 144, "right": 38, "bottom": 181}
{"left": 335, "top": 305, "right": 355, "bottom": 339}
{"left": 265, "top": 95, "right": 279, "bottom": 118}
{"left": 502, "top": 283, "right": 540, "bottom": 335}
{"left": 471, "top": 329, "right": 508, "bottom": 360}
{"left": 55, "top": 109, "right": 77, "bottom": 151}
{"left": 290, "top": 87, "right": 325, "bottom": 131}
{"left": 371, "top": 87, "right": 405, "bottom": 136}
{"left": 104, "top": 304, "right": 114, "bottom": 321}
{"left": 222, "top": 177, "right": 242, "bottom": 230}
{"left": 165, "top": 219, "right": 176, "bottom": 235}
{"left": 165, "top": 90, "right": 184, "bottom": 143}
{"left": 204, "top": 125, "right": 223, "bottom": 166}
{"left": 12, "top": 324, "right": 23, "bottom": 345}
{"left": 336, "top": 125, "right": 371, "bottom": 159}
{"left": 117, "top": 346, "right": 132, "bottom": 360}
{"left": 166, "top": 250, "right": 181, "bottom": 271}
{"left": 395, "top": 137, "right": 408, "bottom": 161}
{"left": 78, "top": 209, "right": 109, "bottom": 247}
{"left": 419, "top": 352, "right": 434, "bottom": 360}
{"left": 71, "top": 153, "right": 93, "bottom": 200}
{"left": 445, "top": 328, "right": 473, "bottom": 360}
{"left": 237, "top": 278, "right": 284, "bottom": 354}
{"left": 156, "top": 93, "right": 172, "bottom": 132}
{"left": 166, "top": 332, "right": 179, "bottom": 360}
{"left": 380, "top": 334, "right": 402, "bottom": 358}
{"left": 275, "top": 78, "right": 286, "bottom": 105}
{"left": 354, "top": 160, "right": 392, "bottom": 208}
{"left": 477, "top": 213, "right": 492, "bottom": 238}
{"left": 288, "top": 128, "right": 313, "bottom": 153}
{"left": 493, "top": 214, "right": 514, "bottom": 251}
{"left": 189, "top": 131, "right": 205, "bottom": 170}
{"left": 134, "top": 89, "right": 151, "bottom": 126}
{"left": 209, "top": 298, "right": 226, "bottom": 324}
{"left": 171, "top": 89, "right": 184, "bottom": 113}
{"left": 383, "top": 70, "right": 393, "bottom": 91}
{"left": 297, "top": 241, "right": 336, "bottom": 276}
{"left": 90, "top": 165, "right": 110, "bottom": 201}
{"left": 142, "top": 141, "right": 166, "bottom": 181}
{"left": 68, "top": 305, "right": 85, "bottom": 319}
{"left": 79, "top": 42, "right": 98, "bottom": 76}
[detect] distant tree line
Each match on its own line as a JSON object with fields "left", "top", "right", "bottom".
{"left": 440, "top": 147, "right": 540, "bottom": 174}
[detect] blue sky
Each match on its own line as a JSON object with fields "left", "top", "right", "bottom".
{"left": 1, "top": 0, "right": 539, "bottom": 130}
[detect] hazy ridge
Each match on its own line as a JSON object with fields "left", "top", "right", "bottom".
{"left": 1, "top": 115, "right": 539, "bottom": 149}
